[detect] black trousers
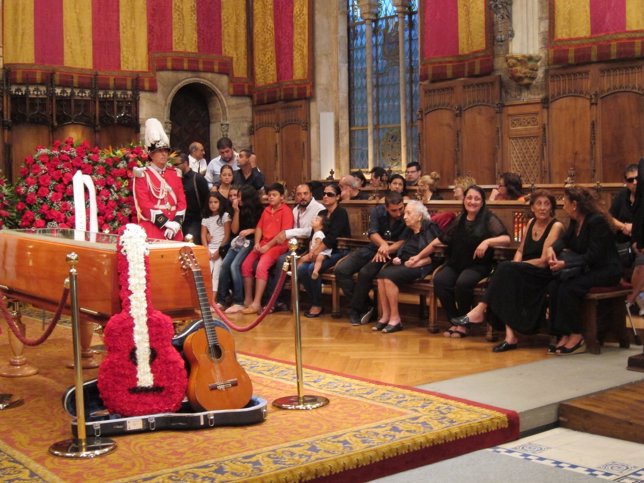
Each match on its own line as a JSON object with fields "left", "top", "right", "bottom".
{"left": 433, "top": 264, "right": 491, "bottom": 320}
{"left": 333, "top": 246, "right": 382, "bottom": 314}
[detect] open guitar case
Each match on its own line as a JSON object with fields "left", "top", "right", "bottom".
{"left": 62, "top": 319, "right": 267, "bottom": 437}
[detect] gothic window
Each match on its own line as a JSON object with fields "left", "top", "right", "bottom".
{"left": 348, "top": 0, "right": 419, "bottom": 171}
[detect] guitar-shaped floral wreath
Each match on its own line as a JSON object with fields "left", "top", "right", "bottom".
{"left": 98, "top": 224, "right": 188, "bottom": 416}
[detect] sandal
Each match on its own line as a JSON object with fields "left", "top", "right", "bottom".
{"left": 443, "top": 327, "right": 468, "bottom": 338}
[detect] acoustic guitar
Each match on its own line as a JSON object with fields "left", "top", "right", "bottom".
{"left": 179, "top": 247, "right": 253, "bottom": 411}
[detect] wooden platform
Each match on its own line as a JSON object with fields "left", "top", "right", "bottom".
{"left": 558, "top": 381, "right": 644, "bottom": 444}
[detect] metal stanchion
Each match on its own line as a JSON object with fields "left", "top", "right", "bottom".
{"left": 273, "top": 239, "right": 330, "bottom": 410}
{"left": 49, "top": 253, "right": 116, "bottom": 458}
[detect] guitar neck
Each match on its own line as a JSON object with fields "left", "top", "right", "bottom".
{"left": 191, "top": 270, "right": 220, "bottom": 348}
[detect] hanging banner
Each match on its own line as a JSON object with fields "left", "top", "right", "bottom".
{"left": 419, "top": 0, "right": 493, "bottom": 82}
{"left": 549, "top": 0, "right": 644, "bottom": 65}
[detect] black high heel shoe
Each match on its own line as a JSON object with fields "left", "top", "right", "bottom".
{"left": 450, "top": 315, "right": 482, "bottom": 327}
{"left": 557, "top": 339, "right": 586, "bottom": 356}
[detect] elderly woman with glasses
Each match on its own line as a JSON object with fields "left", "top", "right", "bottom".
{"left": 297, "top": 183, "right": 352, "bottom": 317}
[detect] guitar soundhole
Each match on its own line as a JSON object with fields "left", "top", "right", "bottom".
{"left": 129, "top": 347, "right": 158, "bottom": 366}
{"left": 210, "top": 344, "right": 223, "bottom": 360}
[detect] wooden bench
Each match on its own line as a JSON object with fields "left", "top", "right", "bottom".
{"left": 582, "top": 285, "right": 632, "bottom": 354}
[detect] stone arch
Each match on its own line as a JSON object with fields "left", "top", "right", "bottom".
{"left": 165, "top": 78, "right": 231, "bottom": 159}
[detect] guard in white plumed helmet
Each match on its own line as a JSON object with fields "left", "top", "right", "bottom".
{"left": 133, "top": 118, "right": 187, "bottom": 240}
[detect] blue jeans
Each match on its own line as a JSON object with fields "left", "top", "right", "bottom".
{"left": 297, "top": 250, "right": 347, "bottom": 307}
{"left": 217, "top": 241, "right": 254, "bottom": 305}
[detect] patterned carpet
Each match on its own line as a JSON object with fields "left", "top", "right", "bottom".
{"left": 0, "top": 328, "right": 519, "bottom": 482}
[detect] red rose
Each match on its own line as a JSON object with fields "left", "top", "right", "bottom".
{"left": 25, "top": 177, "right": 37, "bottom": 186}
{"left": 37, "top": 187, "right": 49, "bottom": 197}
{"left": 26, "top": 193, "right": 37, "bottom": 204}
{"left": 34, "top": 219, "right": 45, "bottom": 228}
{"left": 38, "top": 174, "right": 51, "bottom": 186}
{"left": 16, "top": 202, "right": 25, "bottom": 211}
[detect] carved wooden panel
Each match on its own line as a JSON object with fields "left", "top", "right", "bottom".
{"left": 419, "top": 75, "right": 501, "bottom": 186}
{"left": 547, "top": 60, "right": 644, "bottom": 183}
{"left": 548, "top": 96, "right": 593, "bottom": 183}
{"left": 252, "top": 100, "right": 309, "bottom": 193}
{"left": 598, "top": 91, "right": 644, "bottom": 181}
{"left": 503, "top": 103, "right": 543, "bottom": 184}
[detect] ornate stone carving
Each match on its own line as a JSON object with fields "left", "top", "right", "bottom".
{"left": 506, "top": 54, "right": 541, "bottom": 87}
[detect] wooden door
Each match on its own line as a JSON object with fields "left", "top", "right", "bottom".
{"left": 547, "top": 61, "right": 644, "bottom": 184}
{"left": 252, "top": 100, "right": 310, "bottom": 194}
{"left": 252, "top": 104, "right": 279, "bottom": 186}
{"left": 279, "top": 100, "right": 310, "bottom": 194}
{"left": 548, "top": 95, "right": 592, "bottom": 183}
{"left": 170, "top": 84, "right": 211, "bottom": 159}
{"left": 419, "top": 75, "right": 501, "bottom": 187}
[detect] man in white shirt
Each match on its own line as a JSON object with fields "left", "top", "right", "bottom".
{"left": 188, "top": 142, "right": 207, "bottom": 176}
{"left": 265, "top": 183, "right": 324, "bottom": 308}
{"left": 205, "top": 137, "right": 239, "bottom": 189}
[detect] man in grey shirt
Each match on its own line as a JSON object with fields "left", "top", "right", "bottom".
{"left": 205, "top": 137, "right": 238, "bottom": 189}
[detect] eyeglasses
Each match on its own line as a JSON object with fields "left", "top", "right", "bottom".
{"left": 626, "top": 177, "right": 637, "bottom": 183}
{"left": 323, "top": 192, "right": 337, "bottom": 197}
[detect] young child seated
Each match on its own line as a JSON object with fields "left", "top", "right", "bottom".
{"left": 240, "top": 183, "right": 294, "bottom": 314}
{"left": 310, "top": 214, "right": 332, "bottom": 280}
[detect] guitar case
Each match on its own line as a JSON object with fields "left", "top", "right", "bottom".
{"left": 63, "top": 320, "right": 267, "bottom": 437}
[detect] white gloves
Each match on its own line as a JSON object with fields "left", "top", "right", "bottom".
{"left": 164, "top": 221, "right": 181, "bottom": 239}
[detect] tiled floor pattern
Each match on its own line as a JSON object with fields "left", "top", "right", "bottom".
{"left": 493, "top": 428, "right": 644, "bottom": 482}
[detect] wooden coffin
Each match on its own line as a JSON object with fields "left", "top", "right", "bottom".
{"left": 0, "top": 229, "right": 211, "bottom": 322}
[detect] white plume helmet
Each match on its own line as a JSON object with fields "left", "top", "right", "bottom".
{"left": 144, "top": 118, "right": 170, "bottom": 152}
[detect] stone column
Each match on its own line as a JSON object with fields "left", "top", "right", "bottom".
{"left": 393, "top": 0, "right": 410, "bottom": 168}
{"left": 358, "top": 0, "right": 378, "bottom": 171}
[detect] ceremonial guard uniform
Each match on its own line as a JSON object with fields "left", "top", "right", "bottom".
{"left": 134, "top": 118, "right": 187, "bottom": 240}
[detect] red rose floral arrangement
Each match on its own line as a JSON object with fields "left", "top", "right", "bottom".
{"left": 0, "top": 175, "right": 17, "bottom": 229}
{"left": 14, "top": 138, "right": 147, "bottom": 233}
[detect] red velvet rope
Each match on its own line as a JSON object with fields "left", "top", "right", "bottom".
{"left": 211, "top": 268, "right": 289, "bottom": 332}
{"left": 0, "top": 288, "right": 70, "bottom": 346}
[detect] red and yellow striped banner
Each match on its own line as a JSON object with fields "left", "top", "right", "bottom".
{"left": 2, "top": 0, "right": 254, "bottom": 94}
{"left": 550, "top": 0, "right": 644, "bottom": 65}
{"left": 252, "top": 0, "right": 312, "bottom": 104}
{"left": 419, "top": 0, "right": 492, "bottom": 82}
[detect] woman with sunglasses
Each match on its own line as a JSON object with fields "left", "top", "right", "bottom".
{"left": 297, "top": 183, "right": 351, "bottom": 317}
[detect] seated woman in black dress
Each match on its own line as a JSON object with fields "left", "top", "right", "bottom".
{"left": 451, "top": 191, "right": 565, "bottom": 351}
{"left": 407, "top": 185, "right": 511, "bottom": 337}
{"left": 546, "top": 186, "right": 622, "bottom": 355}
{"left": 374, "top": 201, "right": 440, "bottom": 333}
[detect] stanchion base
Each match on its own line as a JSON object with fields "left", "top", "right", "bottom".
{"left": 66, "top": 356, "right": 101, "bottom": 370}
{"left": 0, "top": 363, "right": 39, "bottom": 378}
{"left": 273, "top": 395, "right": 330, "bottom": 410}
{"left": 49, "top": 437, "right": 116, "bottom": 458}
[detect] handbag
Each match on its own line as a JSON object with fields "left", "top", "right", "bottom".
{"left": 616, "top": 241, "right": 635, "bottom": 268}
{"left": 556, "top": 249, "right": 587, "bottom": 280}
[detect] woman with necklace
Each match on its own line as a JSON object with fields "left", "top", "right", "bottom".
{"left": 407, "top": 185, "right": 511, "bottom": 337}
{"left": 451, "top": 191, "right": 564, "bottom": 351}
{"left": 545, "top": 187, "right": 622, "bottom": 355}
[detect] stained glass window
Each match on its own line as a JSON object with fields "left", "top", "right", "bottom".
{"left": 348, "top": 0, "right": 419, "bottom": 172}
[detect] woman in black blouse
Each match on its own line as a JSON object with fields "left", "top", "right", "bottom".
{"left": 546, "top": 187, "right": 622, "bottom": 355}
{"left": 297, "top": 183, "right": 351, "bottom": 317}
{"left": 374, "top": 201, "right": 439, "bottom": 333}
{"left": 407, "top": 185, "right": 511, "bottom": 337}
